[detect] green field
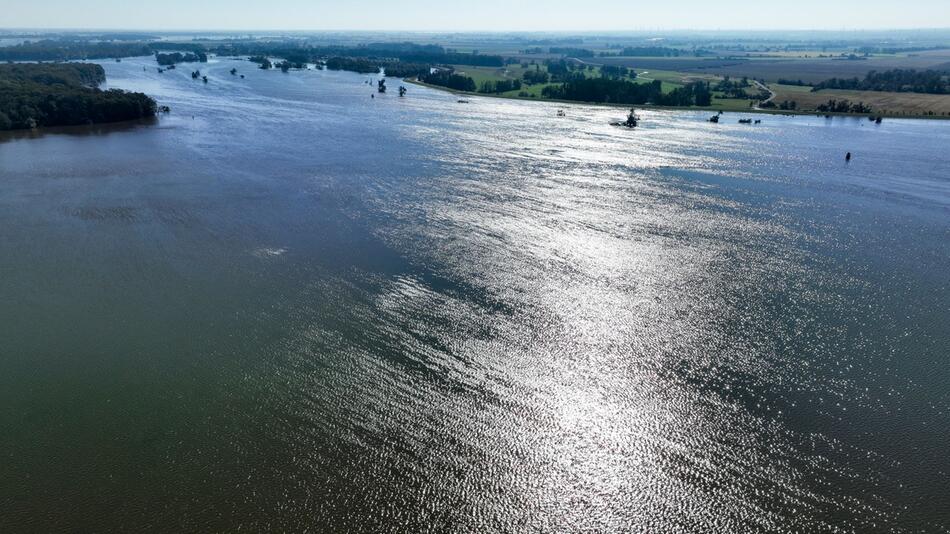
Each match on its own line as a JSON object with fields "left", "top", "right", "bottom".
{"left": 451, "top": 63, "right": 636, "bottom": 98}
{"left": 632, "top": 69, "right": 710, "bottom": 92}
{"left": 438, "top": 57, "right": 950, "bottom": 117}
{"left": 443, "top": 63, "right": 770, "bottom": 111}
{"left": 770, "top": 83, "right": 950, "bottom": 116}
{"left": 424, "top": 68, "right": 950, "bottom": 117}
{"left": 500, "top": 83, "right": 550, "bottom": 98}
{"left": 449, "top": 64, "right": 526, "bottom": 85}
{"left": 688, "top": 53, "right": 950, "bottom": 84}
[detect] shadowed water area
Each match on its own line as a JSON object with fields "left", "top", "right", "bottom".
{"left": 1, "top": 56, "right": 949, "bottom": 533}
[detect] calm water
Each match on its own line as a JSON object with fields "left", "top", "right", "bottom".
{"left": 1, "top": 56, "right": 949, "bottom": 533}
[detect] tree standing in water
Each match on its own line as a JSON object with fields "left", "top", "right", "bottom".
{"left": 625, "top": 108, "right": 639, "bottom": 127}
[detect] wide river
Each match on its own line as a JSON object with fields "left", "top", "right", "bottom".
{"left": 1, "top": 56, "right": 948, "bottom": 533}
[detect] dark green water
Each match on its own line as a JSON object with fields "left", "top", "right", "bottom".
{"left": 1, "top": 56, "right": 948, "bottom": 533}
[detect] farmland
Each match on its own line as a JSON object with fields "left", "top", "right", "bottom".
{"left": 689, "top": 55, "right": 950, "bottom": 83}
{"left": 517, "top": 47, "right": 950, "bottom": 116}
{"left": 11, "top": 29, "right": 946, "bottom": 117}
{"left": 435, "top": 59, "right": 950, "bottom": 117}
{"left": 588, "top": 49, "right": 950, "bottom": 84}
{"left": 770, "top": 84, "right": 950, "bottom": 116}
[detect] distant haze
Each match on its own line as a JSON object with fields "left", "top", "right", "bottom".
{"left": 4, "top": 0, "right": 950, "bottom": 31}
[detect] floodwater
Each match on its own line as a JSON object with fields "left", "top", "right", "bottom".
{"left": 1, "top": 56, "right": 949, "bottom": 533}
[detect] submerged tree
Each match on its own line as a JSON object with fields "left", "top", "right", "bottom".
{"left": 249, "top": 56, "right": 273, "bottom": 70}
{"left": 624, "top": 108, "right": 639, "bottom": 127}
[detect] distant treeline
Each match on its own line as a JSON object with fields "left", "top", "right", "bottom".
{"left": 91, "top": 33, "right": 162, "bottom": 41}
{"left": 520, "top": 38, "right": 585, "bottom": 46}
{"left": 156, "top": 52, "right": 207, "bottom": 65}
{"left": 0, "top": 62, "right": 106, "bottom": 86}
{"left": 0, "top": 63, "right": 156, "bottom": 130}
{"left": 777, "top": 78, "right": 812, "bottom": 86}
{"left": 149, "top": 42, "right": 208, "bottom": 53}
{"left": 212, "top": 41, "right": 505, "bottom": 69}
{"left": 0, "top": 38, "right": 211, "bottom": 62}
{"left": 0, "top": 39, "right": 153, "bottom": 61}
{"left": 812, "top": 69, "right": 949, "bottom": 94}
{"left": 317, "top": 45, "right": 505, "bottom": 68}
{"left": 542, "top": 78, "right": 712, "bottom": 106}
{"left": 212, "top": 42, "right": 506, "bottom": 79}
{"left": 0, "top": 38, "right": 505, "bottom": 76}
{"left": 856, "top": 45, "right": 950, "bottom": 55}
{"left": 549, "top": 47, "right": 595, "bottom": 57}
{"left": 600, "top": 47, "right": 686, "bottom": 57}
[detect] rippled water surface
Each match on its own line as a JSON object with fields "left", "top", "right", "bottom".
{"left": 1, "top": 57, "right": 949, "bottom": 533}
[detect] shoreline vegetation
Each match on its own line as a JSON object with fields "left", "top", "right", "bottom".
{"left": 406, "top": 73, "right": 950, "bottom": 120}
{"left": 2, "top": 34, "right": 948, "bottom": 120}
{"left": 0, "top": 63, "right": 156, "bottom": 131}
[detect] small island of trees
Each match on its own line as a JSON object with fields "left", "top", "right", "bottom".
{"left": 249, "top": 56, "right": 273, "bottom": 69}
{"left": 156, "top": 51, "right": 208, "bottom": 65}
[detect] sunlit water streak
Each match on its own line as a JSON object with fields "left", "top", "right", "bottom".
{"left": 1, "top": 56, "right": 948, "bottom": 533}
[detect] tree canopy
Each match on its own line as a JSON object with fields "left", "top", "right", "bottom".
{"left": 419, "top": 71, "right": 477, "bottom": 92}
{"left": 542, "top": 78, "right": 712, "bottom": 107}
{"left": 0, "top": 39, "right": 152, "bottom": 61}
{"left": 0, "top": 63, "right": 156, "bottom": 131}
{"left": 813, "top": 69, "right": 949, "bottom": 94}
{"left": 156, "top": 52, "right": 208, "bottom": 65}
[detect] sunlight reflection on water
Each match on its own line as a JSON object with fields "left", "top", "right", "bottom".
{"left": 0, "top": 56, "right": 948, "bottom": 533}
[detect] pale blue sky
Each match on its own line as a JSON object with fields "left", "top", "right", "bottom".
{"left": 4, "top": 0, "right": 950, "bottom": 31}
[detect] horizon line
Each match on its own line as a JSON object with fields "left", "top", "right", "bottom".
{"left": 4, "top": 26, "right": 950, "bottom": 34}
